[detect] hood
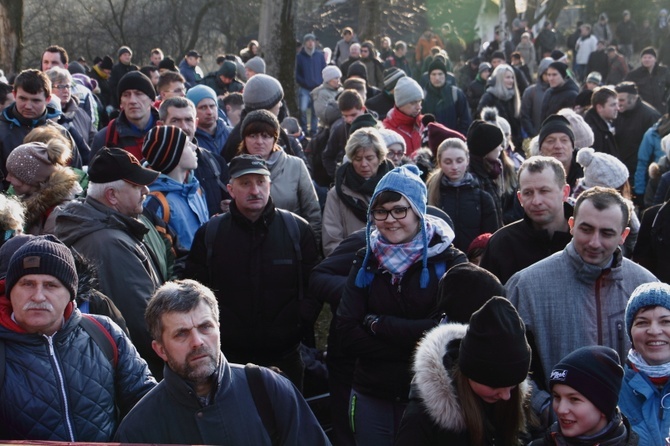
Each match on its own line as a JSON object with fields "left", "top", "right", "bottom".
{"left": 22, "top": 168, "right": 81, "bottom": 227}
{"left": 148, "top": 173, "right": 201, "bottom": 196}
{"left": 1, "top": 104, "right": 50, "bottom": 129}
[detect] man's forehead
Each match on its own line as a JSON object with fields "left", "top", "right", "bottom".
{"left": 519, "top": 168, "right": 560, "bottom": 187}
{"left": 15, "top": 88, "right": 47, "bottom": 99}
{"left": 122, "top": 89, "right": 150, "bottom": 99}
{"left": 575, "top": 201, "right": 624, "bottom": 226}
{"left": 166, "top": 107, "right": 195, "bottom": 120}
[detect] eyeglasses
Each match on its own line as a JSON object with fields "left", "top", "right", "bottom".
{"left": 53, "top": 84, "right": 72, "bottom": 90}
{"left": 371, "top": 206, "right": 410, "bottom": 221}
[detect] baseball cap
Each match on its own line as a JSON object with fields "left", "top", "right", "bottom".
{"left": 228, "top": 154, "right": 271, "bottom": 179}
{"left": 88, "top": 147, "right": 159, "bottom": 185}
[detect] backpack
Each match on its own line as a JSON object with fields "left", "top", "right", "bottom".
{"left": 244, "top": 364, "right": 280, "bottom": 445}
{"left": 103, "top": 119, "right": 144, "bottom": 160}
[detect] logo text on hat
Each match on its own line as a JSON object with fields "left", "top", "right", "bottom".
{"left": 23, "top": 256, "right": 41, "bottom": 269}
{"left": 550, "top": 369, "right": 568, "bottom": 381}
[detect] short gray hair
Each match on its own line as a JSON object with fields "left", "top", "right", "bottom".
{"left": 159, "top": 96, "right": 196, "bottom": 121}
{"left": 86, "top": 179, "right": 127, "bottom": 200}
{"left": 345, "top": 127, "right": 388, "bottom": 161}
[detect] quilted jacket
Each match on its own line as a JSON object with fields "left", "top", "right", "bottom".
{"left": 0, "top": 292, "right": 156, "bottom": 442}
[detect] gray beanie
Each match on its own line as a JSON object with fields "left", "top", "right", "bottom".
{"left": 576, "top": 147, "right": 629, "bottom": 189}
{"left": 245, "top": 56, "right": 266, "bottom": 75}
{"left": 243, "top": 74, "right": 284, "bottom": 111}
{"left": 322, "top": 65, "right": 342, "bottom": 83}
{"left": 394, "top": 77, "right": 423, "bottom": 107}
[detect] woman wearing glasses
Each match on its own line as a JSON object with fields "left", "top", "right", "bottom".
{"left": 336, "top": 164, "right": 466, "bottom": 446}
{"left": 45, "top": 66, "right": 95, "bottom": 146}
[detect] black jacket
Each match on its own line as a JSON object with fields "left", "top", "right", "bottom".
{"left": 584, "top": 107, "right": 618, "bottom": 156}
{"left": 614, "top": 98, "right": 661, "bottom": 178}
{"left": 541, "top": 78, "right": 580, "bottom": 122}
{"left": 633, "top": 203, "right": 670, "bottom": 283}
{"left": 625, "top": 63, "right": 670, "bottom": 114}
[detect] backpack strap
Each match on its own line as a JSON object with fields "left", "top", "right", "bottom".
{"left": 199, "top": 148, "right": 228, "bottom": 191}
{"left": 0, "top": 337, "right": 4, "bottom": 392}
{"left": 204, "top": 213, "right": 229, "bottom": 283}
{"left": 277, "top": 209, "right": 303, "bottom": 301}
{"left": 104, "top": 119, "right": 118, "bottom": 147}
{"left": 244, "top": 363, "right": 279, "bottom": 445}
{"left": 146, "top": 191, "right": 170, "bottom": 224}
{"left": 80, "top": 314, "right": 119, "bottom": 368}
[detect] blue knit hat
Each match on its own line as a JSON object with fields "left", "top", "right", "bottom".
{"left": 186, "top": 84, "right": 218, "bottom": 107}
{"left": 625, "top": 282, "right": 670, "bottom": 342}
{"left": 355, "top": 164, "right": 430, "bottom": 288}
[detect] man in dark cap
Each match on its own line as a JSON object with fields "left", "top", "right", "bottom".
{"left": 421, "top": 58, "right": 471, "bottom": 134}
{"left": 107, "top": 45, "right": 139, "bottom": 112}
{"left": 200, "top": 60, "right": 245, "bottom": 96}
{"left": 178, "top": 49, "right": 202, "bottom": 89}
{"left": 625, "top": 46, "right": 670, "bottom": 113}
{"left": 89, "top": 55, "right": 114, "bottom": 109}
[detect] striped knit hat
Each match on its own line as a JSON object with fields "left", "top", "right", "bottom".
{"left": 142, "top": 126, "right": 189, "bottom": 174}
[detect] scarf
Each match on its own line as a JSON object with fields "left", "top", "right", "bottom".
{"left": 628, "top": 349, "right": 670, "bottom": 379}
{"left": 487, "top": 85, "right": 515, "bottom": 101}
{"left": 335, "top": 160, "right": 393, "bottom": 222}
{"left": 441, "top": 171, "right": 474, "bottom": 187}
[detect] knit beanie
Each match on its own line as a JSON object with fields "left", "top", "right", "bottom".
{"left": 625, "top": 282, "right": 670, "bottom": 343}
{"left": 303, "top": 33, "right": 316, "bottom": 43}
{"left": 240, "top": 109, "right": 280, "bottom": 138}
{"left": 6, "top": 142, "right": 58, "bottom": 186}
{"left": 186, "top": 84, "right": 218, "bottom": 107}
{"left": 551, "top": 50, "right": 567, "bottom": 62}
{"left": 158, "top": 57, "right": 177, "bottom": 72}
{"left": 347, "top": 61, "right": 368, "bottom": 81}
{"left": 490, "top": 51, "right": 506, "bottom": 62}
{"left": 5, "top": 234, "right": 78, "bottom": 301}
{"left": 556, "top": 109, "right": 593, "bottom": 149}
{"left": 118, "top": 46, "right": 132, "bottom": 58}
{"left": 548, "top": 61, "right": 568, "bottom": 79}
{"left": 574, "top": 90, "right": 594, "bottom": 109}
{"left": 349, "top": 113, "right": 378, "bottom": 134}
{"left": 281, "top": 116, "right": 300, "bottom": 135}
{"left": 218, "top": 61, "right": 237, "bottom": 79}
{"left": 324, "top": 101, "right": 342, "bottom": 127}
{"left": 245, "top": 56, "right": 266, "bottom": 75}
{"left": 586, "top": 71, "right": 602, "bottom": 85}
{"left": 100, "top": 55, "right": 114, "bottom": 70}
{"left": 117, "top": 71, "right": 156, "bottom": 102}
{"left": 537, "top": 57, "right": 554, "bottom": 77}
{"left": 378, "top": 128, "right": 406, "bottom": 153}
{"left": 355, "top": 165, "right": 431, "bottom": 288}
{"left": 459, "top": 296, "right": 531, "bottom": 388}
{"left": 428, "top": 58, "right": 448, "bottom": 75}
{"left": 550, "top": 346, "right": 623, "bottom": 421}
{"left": 641, "top": 47, "right": 657, "bottom": 58}
{"left": 437, "top": 263, "right": 505, "bottom": 324}
{"left": 243, "top": 74, "right": 284, "bottom": 111}
{"left": 539, "top": 114, "right": 575, "bottom": 148}
{"left": 466, "top": 120, "right": 504, "bottom": 157}
{"left": 383, "top": 67, "right": 406, "bottom": 90}
{"left": 322, "top": 65, "right": 342, "bottom": 83}
{"left": 576, "top": 148, "right": 628, "bottom": 189}
{"left": 478, "top": 62, "right": 492, "bottom": 74}
{"left": 428, "top": 122, "right": 466, "bottom": 154}
{"left": 394, "top": 77, "right": 423, "bottom": 107}
{"left": 142, "top": 125, "right": 189, "bottom": 174}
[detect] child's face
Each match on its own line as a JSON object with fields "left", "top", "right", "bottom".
{"left": 552, "top": 384, "right": 607, "bottom": 437}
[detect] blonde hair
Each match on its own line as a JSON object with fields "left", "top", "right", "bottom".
{"left": 488, "top": 64, "right": 520, "bottom": 117}
{"left": 23, "top": 126, "right": 73, "bottom": 166}
{"left": 0, "top": 194, "right": 25, "bottom": 232}
{"left": 427, "top": 138, "right": 468, "bottom": 206}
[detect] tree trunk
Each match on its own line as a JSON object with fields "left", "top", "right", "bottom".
{"left": 0, "top": 0, "right": 23, "bottom": 76}
{"left": 358, "top": 0, "right": 382, "bottom": 43}
{"left": 259, "top": 0, "right": 297, "bottom": 115}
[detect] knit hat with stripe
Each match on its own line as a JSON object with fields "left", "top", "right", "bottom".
{"left": 142, "top": 125, "right": 188, "bottom": 174}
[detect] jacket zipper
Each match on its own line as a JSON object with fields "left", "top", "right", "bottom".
{"left": 595, "top": 274, "right": 603, "bottom": 345}
{"left": 46, "top": 335, "right": 75, "bottom": 442}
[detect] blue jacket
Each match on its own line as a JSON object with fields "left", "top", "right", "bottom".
{"left": 146, "top": 173, "right": 209, "bottom": 251}
{"left": 195, "top": 118, "right": 232, "bottom": 157}
{"left": 178, "top": 59, "right": 199, "bottom": 88}
{"left": 619, "top": 364, "right": 670, "bottom": 446}
{"left": 635, "top": 121, "right": 664, "bottom": 195}
{"left": 295, "top": 48, "right": 326, "bottom": 90}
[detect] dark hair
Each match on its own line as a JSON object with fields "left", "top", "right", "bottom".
{"left": 574, "top": 186, "right": 631, "bottom": 229}
{"left": 342, "top": 78, "right": 366, "bottom": 98}
{"left": 338, "top": 89, "right": 364, "bottom": 111}
{"left": 43, "top": 45, "right": 68, "bottom": 65}
{"left": 517, "top": 156, "right": 566, "bottom": 188}
{"left": 158, "top": 96, "right": 195, "bottom": 121}
{"left": 591, "top": 86, "right": 617, "bottom": 108}
{"left": 222, "top": 92, "right": 244, "bottom": 108}
{"left": 14, "top": 69, "right": 51, "bottom": 97}
{"left": 139, "top": 65, "right": 158, "bottom": 79}
{"left": 157, "top": 71, "right": 185, "bottom": 91}
{"left": 361, "top": 41, "right": 375, "bottom": 53}
{"left": 237, "top": 120, "right": 280, "bottom": 156}
{"left": 372, "top": 191, "right": 402, "bottom": 208}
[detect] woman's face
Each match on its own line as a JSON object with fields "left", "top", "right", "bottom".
{"left": 372, "top": 196, "right": 420, "bottom": 244}
{"left": 351, "top": 146, "right": 381, "bottom": 180}
{"left": 469, "top": 379, "right": 515, "bottom": 404}
{"left": 631, "top": 306, "right": 670, "bottom": 365}
{"left": 244, "top": 132, "right": 275, "bottom": 160}
{"left": 440, "top": 147, "right": 469, "bottom": 182}
{"left": 6, "top": 172, "right": 38, "bottom": 196}
{"left": 503, "top": 71, "right": 515, "bottom": 89}
{"left": 485, "top": 145, "right": 502, "bottom": 163}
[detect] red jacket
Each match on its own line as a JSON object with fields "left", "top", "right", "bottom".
{"left": 383, "top": 107, "right": 423, "bottom": 157}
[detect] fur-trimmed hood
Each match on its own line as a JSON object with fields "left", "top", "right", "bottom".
{"left": 22, "top": 167, "right": 81, "bottom": 232}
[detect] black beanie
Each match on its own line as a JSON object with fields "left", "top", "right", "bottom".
{"left": 466, "top": 120, "right": 504, "bottom": 157}
{"left": 142, "top": 126, "right": 189, "bottom": 174}
{"left": 550, "top": 346, "right": 623, "bottom": 421}
{"left": 459, "top": 297, "right": 531, "bottom": 388}
{"left": 348, "top": 61, "right": 368, "bottom": 81}
{"left": 539, "top": 114, "right": 575, "bottom": 148}
{"left": 490, "top": 50, "right": 506, "bottom": 62}
{"left": 437, "top": 263, "right": 505, "bottom": 324}
{"left": 548, "top": 61, "right": 568, "bottom": 79}
{"left": 117, "top": 71, "right": 156, "bottom": 102}
{"left": 349, "top": 113, "right": 378, "bottom": 133}
{"left": 428, "top": 58, "right": 448, "bottom": 75}
{"left": 5, "top": 235, "right": 78, "bottom": 301}
{"left": 640, "top": 46, "right": 657, "bottom": 58}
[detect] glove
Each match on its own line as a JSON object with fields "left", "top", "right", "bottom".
{"left": 363, "top": 314, "right": 379, "bottom": 335}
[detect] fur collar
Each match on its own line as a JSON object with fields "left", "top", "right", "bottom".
{"left": 22, "top": 168, "right": 80, "bottom": 228}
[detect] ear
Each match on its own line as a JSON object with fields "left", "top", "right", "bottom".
{"left": 620, "top": 226, "right": 631, "bottom": 244}
{"left": 152, "top": 340, "right": 168, "bottom": 362}
{"left": 226, "top": 183, "right": 235, "bottom": 199}
{"left": 157, "top": 119, "right": 165, "bottom": 126}
{"left": 561, "top": 183, "right": 571, "bottom": 201}
{"left": 104, "top": 186, "right": 117, "bottom": 205}
{"left": 516, "top": 190, "right": 523, "bottom": 206}
{"left": 568, "top": 216, "right": 575, "bottom": 233}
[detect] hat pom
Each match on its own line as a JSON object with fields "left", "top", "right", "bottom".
{"left": 576, "top": 147, "right": 595, "bottom": 168}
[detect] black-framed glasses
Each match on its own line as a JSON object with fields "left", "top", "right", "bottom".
{"left": 371, "top": 206, "right": 410, "bottom": 221}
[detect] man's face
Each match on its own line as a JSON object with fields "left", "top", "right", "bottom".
{"left": 10, "top": 274, "right": 70, "bottom": 336}
{"left": 178, "top": 140, "right": 199, "bottom": 171}
{"left": 163, "top": 106, "right": 197, "bottom": 139}
{"left": 617, "top": 92, "right": 636, "bottom": 112}
{"left": 341, "top": 107, "right": 364, "bottom": 125}
{"left": 113, "top": 181, "right": 149, "bottom": 217}
{"left": 398, "top": 99, "right": 422, "bottom": 118}
{"left": 360, "top": 46, "right": 371, "bottom": 59}
{"left": 226, "top": 174, "right": 271, "bottom": 218}
{"left": 343, "top": 33, "right": 353, "bottom": 43}
{"left": 160, "top": 81, "right": 186, "bottom": 100}
{"left": 152, "top": 301, "right": 221, "bottom": 385}
{"left": 396, "top": 46, "right": 406, "bottom": 58}
{"left": 151, "top": 52, "right": 163, "bottom": 66}
{"left": 119, "top": 89, "right": 152, "bottom": 123}
{"left": 539, "top": 132, "right": 574, "bottom": 168}
{"left": 569, "top": 199, "right": 629, "bottom": 266}
{"left": 13, "top": 87, "right": 49, "bottom": 120}
{"left": 491, "top": 57, "right": 504, "bottom": 68}
{"left": 195, "top": 98, "right": 218, "bottom": 130}
{"left": 225, "top": 105, "right": 243, "bottom": 127}
{"left": 350, "top": 46, "right": 361, "bottom": 58}
{"left": 119, "top": 52, "right": 132, "bottom": 65}
{"left": 545, "top": 68, "right": 565, "bottom": 88}
{"left": 186, "top": 56, "right": 199, "bottom": 68}
{"left": 641, "top": 54, "right": 656, "bottom": 69}
{"left": 304, "top": 39, "right": 315, "bottom": 51}
{"left": 580, "top": 26, "right": 589, "bottom": 36}
{"left": 327, "top": 78, "right": 341, "bottom": 89}
{"left": 517, "top": 168, "right": 569, "bottom": 229}
{"left": 41, "top": 51, "right": 65, "bottom": 71}
{"left": 597, "top": 96, "right": 618, "bottom": 121}
{"left": 148, "top": 70, "right": 159, "bottom": 87}
{"left": 430, "top": 70, "right": 446, "bottom": 88}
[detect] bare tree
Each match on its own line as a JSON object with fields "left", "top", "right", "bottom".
{"left": 0, "top": 0, "right": 23, "bottom": 76}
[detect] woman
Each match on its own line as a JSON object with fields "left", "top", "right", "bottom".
{"left": 427, "top": 138, "right": 500, "bottom": 252}
{"left": 396, "top": 296, "right": 531, "bottom": 445}
{"left": 477, "top": 64, "right": 523, "bottom": 150}
{"left": 237, "top": 109, "right": 322, "bottom": 243}
{"left": 45, "top": 66, "right": 95, "bottom": 145}
{"left": 337, "top": 164, "right": 466, "bottom": 445}
{"left": 321, "top": 127, "right": 394, "bottom": 256}
{"left": 240, "top": 40, "right": 260, "bottom": 63}
{"left": 619, "top": 282, "right": 670, "bottom": 445}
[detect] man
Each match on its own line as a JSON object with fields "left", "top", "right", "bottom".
{"left": 0, "top": 235, "right": 156, "bottom": 441}
{"left": 55, "top": 147, "right": 165, "bottom": 377}
{"left": 108, "top": 46, "right": 139, "bottom": 112}
{"left": 333, "top": 26, "right": 357, "bottom": 67}
{"left": 586, "top": 40, "right": 609, "bottom": 81}
{"left": 244, "top": 56, "right": 266, "bottom": 80}
{"left": 625, "top": 47, "right": 670, "bottom": 113}
{"left": 506, "top": 187, "right": 657, "bottom": 397}
{"left": 0, "top": 69, "right": 82, "bottom": 181}
{"left": 520, "top": 57, "right": 554, "bottom": 138}
{"left": 536, "top": 114, "right": 584, "bottom": 195}
{"left": 340, "top": 43, "right": 361, "bottom": 83}
{"left": 613, "top": 81, "right": 661, "bottom": 182}
{"left": 605, "top": 45, "right": 629, "bottom": 85}
{"left": 201, "top": 60, "right": 245, "bottom": 97}
{"left": 155, "top": 70, "right": 186, "bottom": 104}
{"left": 179, "top": 50, "right": 202, "bottom": 89}
{"left": 158, "top": 96, "right": 231, "bottom": 217}
{"left": 383, "top": 76, "right": 424, "bottom": 157}
{"left": 150, "top": 48, "right": 164, "bottom": 67}
{"left": 481, "top": 156, "right": 573, "bottom": 284}
{"left": 186, "top": 84, "right": 231, "bottom": 157}
{"left": 358, "top": 41, "right": 384, "bottom": 89}
{"left": 584, "top": 86, "right": 619, "bottom": 156}
{"left": 222, "top": 92, "right": 244, "bottom": 127}
{"left": 574, "top": 24, "right": 598, "bottom": 82}
{"left": 540, "top": 61, "right": 579, "bottom": 121}
{"left": 616, "top": 10, "right": 636, "bottom": 62}
{"left": 535, "top": 20, "right": 558, "bottom": 59}
{"left": 296, "top": 33, "right": 326, "bottom": 137}
{"left": 184, "top": 155, "right": 320, "bottom": 391}
{"left": 91, "top": 71, "right": 158, "bottom": 160}
{"left": 365, "top": 67, "right": 405, "bottom": 120}
{"left": 592, "top": 13, "right": 612, "bottom": 45}
{"left": 421, "top": 57, "right": 471, "bottom": 135}
{"left": 383, "top": 40, "right": 412, "bottom": 76}
{"left": 114, "top": 279, "right": 330, "bottom": 445}
{"left": 89, "top": 55, "right": 114, "bottom": 109}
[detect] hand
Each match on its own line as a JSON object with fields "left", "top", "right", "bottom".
{"left": 363, "top": 314, "right": 379, "bottom": 335}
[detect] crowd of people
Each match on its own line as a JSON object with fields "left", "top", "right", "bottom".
{"left": 1, "top": 10, "right": 670, "bottom": 445}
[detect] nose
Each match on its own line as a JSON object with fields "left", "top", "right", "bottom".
{"left": 649, "top": 321, "right": 663, "bottom": 334}
{"left": 587, "top": 233, "right": 601, "bottom": 248}
{"left": 190, "top": 330, "right": 205, "bottom": 349}
{"left": 32, "top": 284, "right": 48, "bottom": 301}
{"left": 142, "top": 185, "right": 150, "bottom": 195}
{"left": 497, "top": 387, "right": 512, "bottom": 401}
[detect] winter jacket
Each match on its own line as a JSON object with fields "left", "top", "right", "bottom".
{"left": 633, "top": 203, "right": 670, "bottom": 283}
{"left": 54, "top": 197, "right": 165, "bottom": 377}
{"left": 336, "top": 220, "right": 467, "bottom": 402}
{"left": 521, "top": 80, "right": 550, "bottom": 137}
{"left": 415, "top": 33, "right": 444, "bottom": 64}
{"left": 593, "top": 22, "right": 613, "bottom": 44}
{"left": 541, "top": 78, "right": 580, "bottom": 122}
{"left": 614, "top": 98, "right": 661, "bottom": 179}
{"left": 383, "top": 107, "right": 422, "bottom": 157}
{"left": 516, "top": 40, "right": 537, "bottom": 74}
{"left": 360, "top": 57, "right": 385, "bottom": 89}
{"left": 506, "top": 242, "right": 658, "bottom": 392}
{"left": 195, "top": 118, "right": 232, "bottom": 157}
{"left": 383, "top": 54, "right": 412, "bottom": 77}
{"left": 634, "top": 119, "right": 666, "bottom": 195}
{"left": 178, "top": 59, "right": 200, "bottom": 88}
{"left": 530, "top": 411, "right": 638, "bottom": 445}
{"left": 480, "top": 202, "right": 573, "bottom": 284}
{"left": 60, "top": 96, "right": 95, "bottom": 145}
{"left": 0, "top": 298, "right": 156, "bottom": 442}
{"left": 266, "top": 149, "right": 322, "bottom": 244}
{"left": 91, "top": 108, "right": 160, "bottom": 161}
{"left": 195, "top": 146, "right": 231, "bottom": 217}
{"left": 311, "top": 82, "right": 342, "bottom": 125}
{"left": 584, "top": 107, "right": 618, "bottom": 155}
{"left": 422, "top": 83, "right": 472, "bottom": 135}
{"left": 321, "top": 118, "right": 349, "bottom": 179}
{"left": 466, "top": 77, "right": 487, "bottom": 115}
{"left": 619, "top": 364, "right": 670, "bottom": 446}
{"left": 587, "top": 50, "right": 610, "bottom": 80}
{"left": 334, "top": 37, "right": 358, "bottom": 67}
{"left": 395, "top": 323, "right": 531, "bottom": 445}
{"left": 607, "top": 54, "right": 630, "bottom": 85}
{"left": 183, "top": 199, "right": 320, "bottom": 364}
{"left": 296, "top": 48, "right": 326, "bottom": 91}
{"left": 200, "top": 67, "right": 245, "bottom": 97}
{"left": 114, "top": 359, "right": 330, "bottom": 445}
{"left": 626, "top": 64, "right": 670, "bottom": 113}
{"left": 575, "top": 34, "right": 599, "bottom": 65}
{"left": 321, "top": 181, "right": 368, "bottom": 257}
{"left": 477, "top": 91, "right": 522, "bottom": 148}
{"left": 535, "top": 29, "right": 558, "bottom": 56}
{"left": 365, "top": 91, "right": 395, "bottom": 121}
{"left": 146, "top": 172, "right": 209, "bottom": 251}
{"left": 21, "top": 167, "right": 81, "bottom": 235}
